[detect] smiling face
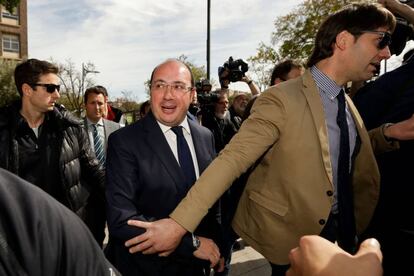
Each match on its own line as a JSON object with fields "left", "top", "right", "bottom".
{"left": 150, "top": 60, "right": 194, "bottom": 126}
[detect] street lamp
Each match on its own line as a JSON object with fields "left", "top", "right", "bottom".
{"left": 81, "top": 62, "right": 100, "bottom": 94}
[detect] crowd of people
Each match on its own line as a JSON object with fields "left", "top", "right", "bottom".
{"left": 1, "top": 1, "right": 414, "bottom": 276}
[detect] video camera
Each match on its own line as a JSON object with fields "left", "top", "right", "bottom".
{"left": 195, "top": 78, "right": 219, "bottom": 107}
{"left": 389, "top": 0, "right": 414, "bottom": 55}
{"left": 218, "top": 56, "right": 248, "bottom": 88}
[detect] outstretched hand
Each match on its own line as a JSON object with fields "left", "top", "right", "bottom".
{"left": 286, "top": 235, "right": 382, "bottom": 276}
{"left": 124, "top": 218, "right": 187, "bottom": 255}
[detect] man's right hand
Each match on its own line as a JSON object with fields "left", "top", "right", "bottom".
{"left": 193, "top": 236, "right": 221, "bottom": 269}
{"left": 125, "top": 218, "right": 187, "bottom": 255}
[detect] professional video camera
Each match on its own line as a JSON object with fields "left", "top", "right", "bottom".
{"left": 389, "top": 0, "right": 414, "bottom": 55}
{"left": 195, "top": 78, "right": 218, "bottom": 108}
{"left": 218, "top": 56, "right": 248, "bottom": 88}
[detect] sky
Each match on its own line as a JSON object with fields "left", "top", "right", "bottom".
{"left": 27, "top": 0, "right": 303, "bottom": 102}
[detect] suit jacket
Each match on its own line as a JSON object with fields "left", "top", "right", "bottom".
{"left": 105, "top": 111, "right": 220, "bottom": 275}
{"left": 83, "top": 118, "right": 121, "bottom": 150}
{"left": 353, "top": 60, "right": 414, "bottom": 273}
{"left": 170, "top": 69, "right": 396, "bottom": 264}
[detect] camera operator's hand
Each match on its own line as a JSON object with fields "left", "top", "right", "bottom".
{"left": 241, "top": 76, "right": 260, "bottom": 95}
{"left": 379, "top": 0, "right": 414, "bottom": 24}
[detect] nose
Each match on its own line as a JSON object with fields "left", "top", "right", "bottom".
{"left": 380, "top": 46, "right": 391, "bottom": 60}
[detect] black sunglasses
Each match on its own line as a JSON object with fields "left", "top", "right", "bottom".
{"left": 31, "top": 83, "right": 61, "bottom": 93}
{"left": 360, "top": 30, "right": 392, "bottom": 50}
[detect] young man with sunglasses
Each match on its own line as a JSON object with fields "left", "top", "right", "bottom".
{"left": 123, "top": 4, "right": 414, "bottom": 276}
{"left": 0, "top": 59, "right": 106, "bottom": 246}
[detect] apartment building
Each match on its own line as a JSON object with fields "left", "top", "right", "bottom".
{"left": 0, "top": 0, "right": 27, "bottom": 60}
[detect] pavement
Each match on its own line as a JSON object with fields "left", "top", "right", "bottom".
{"left": 228, "top": 240, "right": 271, "bottom": 276}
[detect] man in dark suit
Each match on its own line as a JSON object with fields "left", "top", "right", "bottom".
{"left": 83, "top": 86, "right": 121, "bottom": 246}
{"left": 105, "top": 59, "right": 223, "bottom": 276}
{"left": 353, "top": 54, "right": 414, "bottom": 275}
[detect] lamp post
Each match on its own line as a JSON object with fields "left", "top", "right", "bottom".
{"left": 206, "top": 0, "right": 211, "bottom": 81}
{"left": 81, "top": 62, "right": 100, "bottom": 94}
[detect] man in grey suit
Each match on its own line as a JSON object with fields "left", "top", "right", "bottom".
{"left": 83, "top": 85, "right": 121, "bottom": 246}
{"left": 84, "top": 86, "right": 121, "bottom": 166}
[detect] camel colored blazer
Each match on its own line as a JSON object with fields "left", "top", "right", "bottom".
{"left": 171, "top": 69, "right": 396, "bottom": 264}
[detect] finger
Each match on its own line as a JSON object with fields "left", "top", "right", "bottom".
{"left": 158, "top": 249, "right": 174, "bottom": 257}
{"left": 288, "top": 247, "right": 300, "bottom": 268}
{"left": 356, "top": 238, "right": 382, "bottom": 261}
{"left": 125, "top": 232, "right": 149, "bottom": 247}
{"left": 216, "top": 258, "right": 225, "bottom": 272}
{"left": 127, "top": 219, "right": 152, "bottom": 229}
{"left": 128, "top": 240, "right": 153, "bottom": 254}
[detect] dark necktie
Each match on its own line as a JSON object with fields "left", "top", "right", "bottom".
{"left": 171, "top": 126, "right": 196, "bottom": 188}
{"left": 336, "top": 89, "right": 357, "bottom": 253}
{"left": 92, "top": 124, "right": 105, "bottom": 166}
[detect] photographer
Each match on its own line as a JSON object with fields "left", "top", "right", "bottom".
{"left": 218, "top": 57, "right": 260, "bottom": 96}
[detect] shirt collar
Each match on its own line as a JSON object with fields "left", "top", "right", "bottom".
{"left": 310, "top": 66, "right": 344, "bottom": 99}
{"left": 157, "top": 117, "right": 191, "bottom": 136}
{"left": 87, "top": 118, "right": 104, "bottom": 127}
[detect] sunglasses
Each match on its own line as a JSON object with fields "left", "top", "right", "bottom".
{"left": 360, "top": 30, "right": 392, "bottom": 50}
{"left": 31, "top": 83, "right": 61, "bottom": 93}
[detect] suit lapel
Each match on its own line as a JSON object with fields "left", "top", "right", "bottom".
{"left": 301, "top": 70, "right": 334, "bottom": 186}
{"left": 143, "top": 112, "right": 188, "bottom": 194}
{"left": 188, "top": 117, "right": 210, "bottom": 174}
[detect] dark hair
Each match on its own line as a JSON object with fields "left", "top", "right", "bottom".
{"left": 84, "top": 86, "right": 107, "bottom": 103}
{"left": 270, "top": 59, "right": 303, "bottom": 86}
{"left": 307, "top": 3, "right": 396, "bottom": 68}
{"left": 14, "top": 59, "right": 59, "bottom": 97}
{"left": 139, "top": 100, "right": 150, "bottom": 118}
{"left": 149, "top": 58, "right": 195, "bottom": 88}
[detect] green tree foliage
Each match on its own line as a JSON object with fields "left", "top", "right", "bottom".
{"left": 0, "top": 59, "right": 19, "bottom": 108}
{"left": 0, "top": 0, "right": 20, "bottom": 13}
{"left": 249, "top": 0, "right": 369, "bottom": 89}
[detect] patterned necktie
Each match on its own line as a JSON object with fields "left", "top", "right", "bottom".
{"left": 171, "top": 126, "right": 196, "bottom": 188}
{"left": 92, "top": 124, "right": 105, "bottom": 166}
{"left": 336, "top": 89, "right": 357, "bottom": 253}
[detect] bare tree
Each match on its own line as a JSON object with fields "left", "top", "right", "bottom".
{"left": 56, "top": 59, "right": 97, "bottom": 116}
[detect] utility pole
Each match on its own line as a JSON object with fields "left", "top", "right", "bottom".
{"left": 207, "top": 0, "right": 211, "bottom": 80}
{"left": 81, "top": 62, "right": 100, "bottom": 95}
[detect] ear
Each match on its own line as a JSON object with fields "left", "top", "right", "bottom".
{"left": 22, "top": 83, "right": 33, "bottom": 97}
{"left": 274, "top": 78, "right": 283, "bottom": 85}
{"left": 335, "top": 30, "right": 351, "bottom": 50}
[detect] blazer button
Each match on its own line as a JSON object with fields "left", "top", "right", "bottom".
{"left": 319, "top": 219, "right": 326, "bottom": 225}
{"left": 326, "top": 190, "right": 333, "bottom": 196}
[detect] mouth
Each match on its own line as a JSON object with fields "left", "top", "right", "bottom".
{"left": 369, "top": 62, "right": 381, "bottom": 72}
{"left": 161, "top": 104, "right": 177, "bottom": 114}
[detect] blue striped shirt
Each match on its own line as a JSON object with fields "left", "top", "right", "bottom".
{"left": 310, "top": 66, "right": 357, "bottom": 213}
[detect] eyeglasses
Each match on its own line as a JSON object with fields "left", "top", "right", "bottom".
{"left": 151, "top": 81, "right": 193, "bottom": 95}
{"left": 31, "top": 83, "right": 61, "bottom": 93}
{"left": 360, "top": 30, "right": 392, "bottom": 50}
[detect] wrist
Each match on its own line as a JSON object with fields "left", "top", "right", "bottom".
{"left": 192, "top": 234, "right": 201, "bottom": 250}
{"left": 382, "top": 123, "right": 397, "bottom": 142}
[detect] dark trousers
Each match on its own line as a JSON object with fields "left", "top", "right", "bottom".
{"left": 270, "top": 263, "right": 290, "bottom": 276}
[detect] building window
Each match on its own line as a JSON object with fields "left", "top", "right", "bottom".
{"left": 2, "top": 7, "right": 18, "bottom": 20}
{"left": 2, "top": 34, "right": 20, "bottom": 53}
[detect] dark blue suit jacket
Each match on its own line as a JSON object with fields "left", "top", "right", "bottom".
{"left": 353, "top": 59, "right": 414, "bottom": 270}
{"left": 105, "top": 111, "right": 220, "bottom": 275}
